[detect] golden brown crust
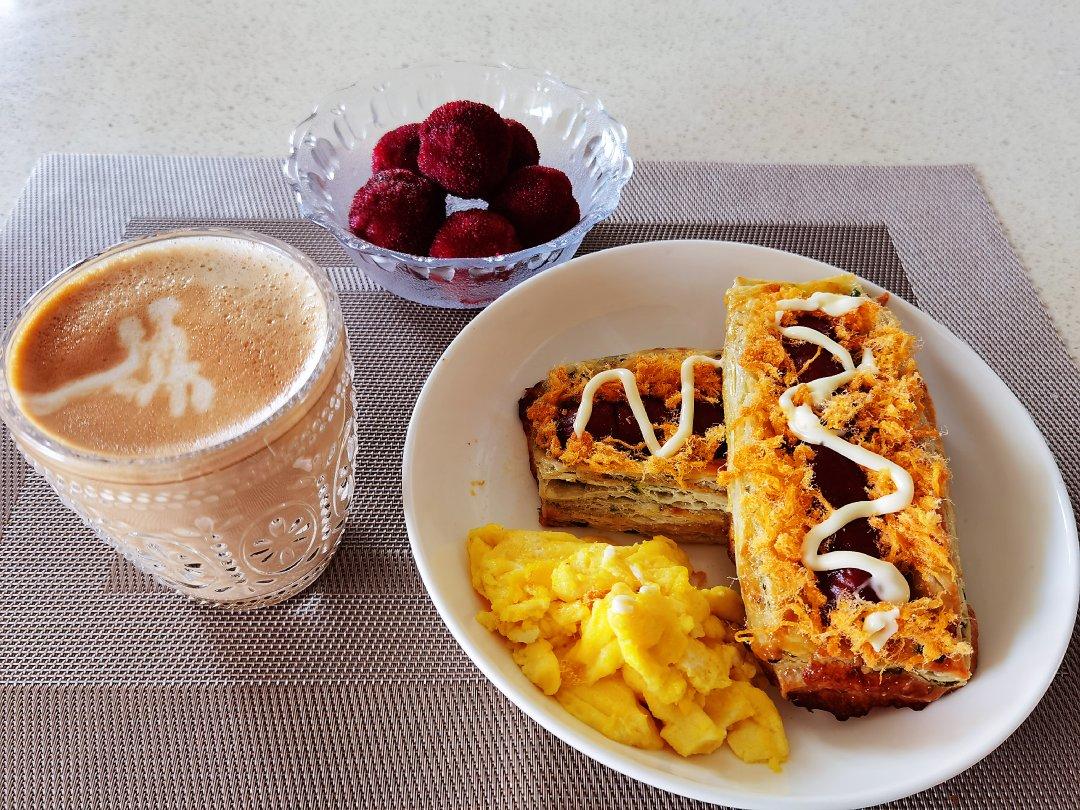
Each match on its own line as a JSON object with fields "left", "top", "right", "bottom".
{"left": 781, "top": 662, "right": 954, "bottom": 718}
{"left": 777, "top": 608, "right": 978, "bottom": 719}
{"left": 520, "top": 348, "right": 728, "bottom": 544}
{"left": 723, "top": 275, "right": 975, "bottom": 716}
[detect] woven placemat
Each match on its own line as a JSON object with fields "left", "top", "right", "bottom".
{"left": 1, "top": 155, "right": 1077, "bottom": 809}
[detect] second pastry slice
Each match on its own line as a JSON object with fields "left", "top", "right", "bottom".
{"left": 519, "top": 348, "right": 728, "bottom": 543}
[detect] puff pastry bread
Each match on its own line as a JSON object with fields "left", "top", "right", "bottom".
{"left": 519, "top": 348, "right": 728, "bottom": 543}
{"left": 722, "top": 275, "right": 976, "bottom": 718}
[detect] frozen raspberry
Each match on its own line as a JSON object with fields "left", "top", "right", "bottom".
{"left": 418, "top": 101, "right": 512, "bottom": 198}
{"left": 348, "top": 168, "right": 445, "bottom": 255}
{"left": 371, "top": 123, "right": 421, "bottom": 174}
{"left": 503, "top": 118, "right": 540, "bottom": 172}
{"left": 429, "top": 210, "right": 522, "bottom": 258}
{"left": 488, "top": 166, "right": 580, "bottom": 247}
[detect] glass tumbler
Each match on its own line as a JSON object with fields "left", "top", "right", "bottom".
{"left": 0, "top": 229, "right": 357, "bottom": 609}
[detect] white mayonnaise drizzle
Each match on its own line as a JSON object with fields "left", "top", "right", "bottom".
{"left": 864, "top": 607, "right": 900, "bottom": 652}
{"left": 773, "top": 291, "right": 867, "bottom": 322}
{"left": 775, "top": 292, "right": 912, "bottom": 649}
{"left": 573, "top": 354, "right": 722, "bottom": 458}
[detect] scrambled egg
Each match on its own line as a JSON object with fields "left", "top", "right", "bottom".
{"left": 468, "top": 524, "right": 788, "bottom": 770}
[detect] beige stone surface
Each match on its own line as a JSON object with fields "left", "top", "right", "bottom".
{"left": 2, "top": 0, "right": 1076, "bottom": 356}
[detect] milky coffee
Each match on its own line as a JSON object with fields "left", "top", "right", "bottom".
{"left": 9, "top": 236, "right": 328, "bottom": 457}
{"left": 1, "top": 231, "right": 357, "bottom": 608}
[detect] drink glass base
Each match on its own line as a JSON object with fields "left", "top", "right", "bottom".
{"left": 156, "top": 540, "right": 342, "bottom": 610}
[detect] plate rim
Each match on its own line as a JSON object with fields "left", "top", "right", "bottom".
{"left": 402, "top": 238, "right": 1079, "bottom": 809}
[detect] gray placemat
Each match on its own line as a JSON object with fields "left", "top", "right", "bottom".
{"left": 1, "top": 155, "right": 1077, "bottom": 810}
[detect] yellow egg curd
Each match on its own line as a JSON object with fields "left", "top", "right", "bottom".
{"left": 467, "top": 524, "right": 788, "bottom": 770}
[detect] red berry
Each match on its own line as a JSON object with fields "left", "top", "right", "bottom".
{"left": 371, "top": 123, "right": 421, "bottom": 174}
{"left": 348, "top": 168, "right": 445, "bottom": 255}
{"left": 418, "top": 101, "right": 512, "bottom": 198}
{"left": 503, "top": 118, "right": 540, "bottom": 172}
{"left": 488, "top": 165, "right": 580, "bottom": 247}
{"left": 429, "top": 209, "right": 522, "bottom": 258}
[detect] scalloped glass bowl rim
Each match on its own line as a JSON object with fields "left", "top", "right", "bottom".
{"left": 283, "top": 62, "right": 634, "bottom": 268}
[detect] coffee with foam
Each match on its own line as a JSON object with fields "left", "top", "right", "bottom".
{"left": 7, "top": 236, "right": 327, "bottom": 457}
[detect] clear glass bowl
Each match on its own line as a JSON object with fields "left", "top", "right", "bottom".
{"left": 283, "top": 62, "right": 633, "bottom": 308}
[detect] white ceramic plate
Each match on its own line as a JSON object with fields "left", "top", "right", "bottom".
{"left": 402, "top": 240, "right": 1077, "bottom": 809}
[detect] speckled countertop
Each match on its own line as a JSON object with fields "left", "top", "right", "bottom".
{"left": 1, "top": 0, "right": 1076, "bottom": 357}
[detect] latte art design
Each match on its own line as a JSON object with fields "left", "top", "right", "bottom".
{"left": 9, "top": 235, "right": 327, "bottom": 456}
{"left": 25, "top": 296, "right": 216, "bottom": 418}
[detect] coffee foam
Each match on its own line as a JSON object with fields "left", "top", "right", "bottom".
{"left": 8, "top": 236, "right": 329, "bottom": 458}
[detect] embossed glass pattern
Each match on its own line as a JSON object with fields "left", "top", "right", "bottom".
{"left": 0, "top": 230, "right": 357, "bottom": 609}
{"left": 284, "top": 62, "right": 633, "bottom": 308}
